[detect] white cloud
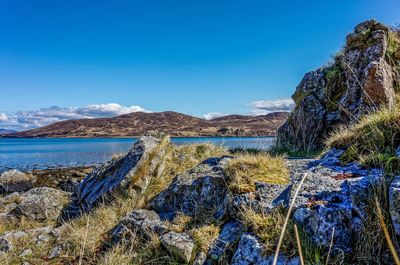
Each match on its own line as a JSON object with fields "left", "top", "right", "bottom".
{"left": 0, "top": 113, "right": 8, "bottom": 122}
{"left": 250, "top": 98, "right": 294, "bottom": 115}
{"left": 0, "top": 103, "right": 150, "bottom": 131}
{"left": 203, "top": 112, "right": 229, "bottom": 120}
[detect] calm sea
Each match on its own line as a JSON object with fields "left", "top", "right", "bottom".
{"left": 0, "top": 137, "right": 275, "bottom": 172}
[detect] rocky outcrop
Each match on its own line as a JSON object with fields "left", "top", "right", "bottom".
{"left": 390, "top": 176, "right": 400, "bottom": 236}
{"left": 150, "top": 157, "right": 232, "bottom": 221}
{"left": 0, "top": 170, "right": 36, "bottom": 194}
{"left": 277, "top": 20, "right": 398, "bottom": 150}
{"left": 59, "top": 136, "right": 169, "bottom": 222}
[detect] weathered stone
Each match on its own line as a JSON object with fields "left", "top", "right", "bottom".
{"left": 57, "top": 179, "right": 80, "bottom": 193}
{"left": 9, "top": 188, "right": 68, "bottom": 221}
{"left": 0, "top": 170, "right": 36, "bottom": 194}
{"left": 160, "top": 232, "right": 194, "bottom": 263}
{"left": 231, "top": 233, "right": 299, "bottom": 265}
{"left": 390, "top": 176, "right": 400, "bottom": 236}
{"left": 59, "top": 136, "right": 168, "bottom": 222}
{"left": 194, "top": 252, "right": 207, "bottom": 265}
{"left": 150, "top": 157, "right": 232, "bottom": 221}
{"left": 277, "top": 20, "right": 396, "bottom": 150}
{"left": 110, "top": 209, "right": 167, "bottom": 244}
{"left": 230, "top": 182, "right": 291, "bottom": 216}
{"left": 289, "top": 149, "right": 384, "bottom": 253}
{"left": 207, "top": 221, "right": 244, "bottom": 262}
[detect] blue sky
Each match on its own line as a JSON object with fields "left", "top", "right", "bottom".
{"left": 0, "top": 0, "right": 399, "bottom": 130}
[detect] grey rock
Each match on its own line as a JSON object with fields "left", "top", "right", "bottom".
{"left": 110, "top": 209, "right": 167, "bottom": 244}
{"left": 231, "top": 233, "right": 299, "bottom": 265}
{"left": 160, "top": 231, "right": 194, "bottom": 263}
{"left": 277, "top": 20, "right": 396, "bottom": 150}
{"left": 390, "top": 176, "right": 400, "bottom": 236}
{"left": 150, "top": 157, "right": 232, "bottom": 221}
{"left": 193, "top": 252, "right": 207, "bottom": 265}
{"left": 59, "top": 135, "right": 168, "bottom": 222}
{"left": 0, "top": 226, "right": 53, "bottom": 254}
{"left": 20, "top": 248, "right": 32, "bottom": 257}
{"left": 57, "top": 179, "right": 80, "bottom": 193}
{"left": 231, "top": 182, "right": 291, "bottom": 216}
{"left": 0, "top": 170, "right": 36, "bottom": 194}
{"left": 9, "top": 187, "right": 68, "bottom": 221}
{"left": 207, "top": 221, "right": 244, "bottom": 262}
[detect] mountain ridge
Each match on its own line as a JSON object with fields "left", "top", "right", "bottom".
{"left": 4, "top": 111, "right": 289, "bottom": 138}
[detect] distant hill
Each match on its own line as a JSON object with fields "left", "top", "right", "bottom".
{"left": 5, "top": 111, "right": 289, "bottom": 138}
{"left": 0, "top": 129, "right": 17, "bottom": 135}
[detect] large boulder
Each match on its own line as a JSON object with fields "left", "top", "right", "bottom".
{"left": 0, "top": 170, "right": 36, "bottom": 194}
{"left": 59, "top": 136, "right": 169, "bottom": 221}
{"left": 8, "top": 187, "right": 69, "bottom": 221}
{"left": 149, "top": 157, "right": 232, "bottom": 221}
{"left": 277, "top": 20, "right": 397, "bottom": 150}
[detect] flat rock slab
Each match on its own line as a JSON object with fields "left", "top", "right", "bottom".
{"left": 59, "top": 136, "right": 167, "bottom": 221}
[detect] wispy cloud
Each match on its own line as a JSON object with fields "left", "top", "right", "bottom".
{"left": 0, "top": 103, "right": 150, "bottom": 131}
{"left": 250, "top": 98, "right": 294, "bottom": 115}
{"left": 203, "top": 112, "right": 229, "bottom": 120}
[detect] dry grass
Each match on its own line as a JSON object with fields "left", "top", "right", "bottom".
{"left": 225, "top": 153, "right": 289, "bottom": 194}
{"left": 189, "top": 224, "right": 220, "bottom": 254}
{"left": 325, "top": 104, "right": 400, "bottom": 168}
{"left": 239, "top": 207, "right": 295, "bottom": 256}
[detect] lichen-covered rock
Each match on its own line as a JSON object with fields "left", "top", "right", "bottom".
{"left": 59, "top": 136, "right": 168, "bottom": 222}
{"left": 110, "top": 209, "right": 167, "bottom": 244}
{"left": 0, "top": 170, "right": 36, "bottom": 194}
{"left": 290, "top": 149, "right": 384, "bottom": 253}
{"left": 150, "top": 157, "right": 232, "bottom": 221}
{"left": 277, "top": 20, "right": 396, "bottom": 150}
{"left": 9, "top": 188, "right": 68, "bottom": 221}
{"left": 160, "top": 232, "right": 194, "bottom": 263}
{"left": 390, "top": 176, "right": 400, "bottom": 236}
{"left": 230, "top": 182, "right": 291, "bottom": 216}
{"left": 207, "top": 220, "right": 244, "bottom": 263}
{"left": 231, "top": 233, "right": 299, "bottom": 265}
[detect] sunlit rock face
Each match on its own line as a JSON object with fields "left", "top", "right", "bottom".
{"left": 277, "top": 20, "right": 397, "bottom": 151}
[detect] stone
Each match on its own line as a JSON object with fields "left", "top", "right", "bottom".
{"left": 0, "top": 170, "right": 36, "bottom": 194}
{"left": 59, "top": 135, "right": 168, "bottom": 222}
{"left": 150, "top": 157, "right": 232, "bottom": 221}
{"left": 57, "top": 179, "right": 80, "bottom": 193}
{"left": 207, "top": 221, "right": 244, "bottom": 262}
{"left": 193, "top": 252, "right": 207, "bottom": 265}
{"left": 0, "top": 226, "right": 53, "bottom": 254}
{"left": 390, "top": 176, "right": 400, "bottom": 236}
{"left": 160, "top": 232, "right": 194, "bottom": 263}
{"left": 110, "top": 209, "right": 167, "bottom": 244}
{"left": 230, "top": 182, "right": 291, "bottom": 216}
{"left": 277, "top": 20, "right": 396, "bottom": 150}
{"left": 231, "top": 233, "right": 299, "bottom": 265}
{"left": 9, "top": 187, "right": 68, "bottom": 221}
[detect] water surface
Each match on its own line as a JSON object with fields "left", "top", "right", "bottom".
{"left": 0, "top": 137, "right": 275, "bottom": 172}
